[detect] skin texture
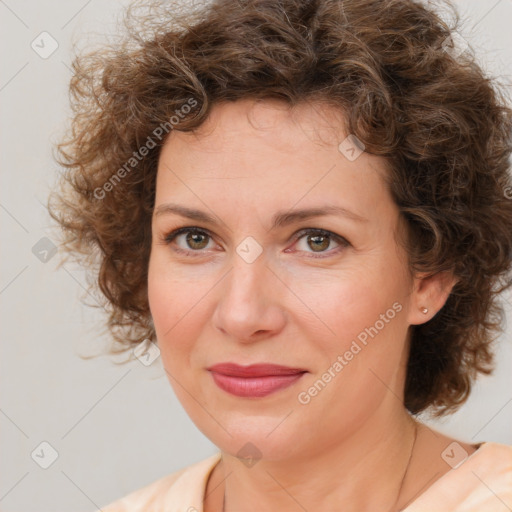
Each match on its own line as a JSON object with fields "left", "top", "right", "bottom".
{"left": 148, "top": 99, "right": 472, "bottom": 511}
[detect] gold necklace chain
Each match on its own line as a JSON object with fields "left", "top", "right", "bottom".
{"left": 221, "top": 422, "right": 419, "bottom": 512}
{"left": 388, "top": 421, "right": 419, "bottom": 512}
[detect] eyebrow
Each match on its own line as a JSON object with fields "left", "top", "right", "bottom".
{"left": 154, "top": 203, "right": 368, "bottom": 229}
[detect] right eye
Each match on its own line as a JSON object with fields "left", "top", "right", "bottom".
{"left": 163, "top": 227, "right": 217, "bottom": 256}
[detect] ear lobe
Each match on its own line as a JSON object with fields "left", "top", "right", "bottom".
{"left": 408, "top": 270, "right": 459, "bottom": 326}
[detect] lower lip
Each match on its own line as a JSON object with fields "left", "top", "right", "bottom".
{"left": 210, "top": 372, "right": 306, "bottom": 398}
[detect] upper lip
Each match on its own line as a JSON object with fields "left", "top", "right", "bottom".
{"left": 207, "top": 363, "right": 308, "bottom": 378}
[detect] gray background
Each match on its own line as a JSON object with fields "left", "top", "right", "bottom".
{"left": 1, "top": 1, "right": 511, "bottom": 511}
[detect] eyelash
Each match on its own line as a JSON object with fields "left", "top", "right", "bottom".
{"left": 162, "top": 226, "right": 350, "bottom": 259}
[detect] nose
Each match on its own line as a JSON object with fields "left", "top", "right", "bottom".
{"left": 212, "top": 251, "right": 287, "bottom": 344}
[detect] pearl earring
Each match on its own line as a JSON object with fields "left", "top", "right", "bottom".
{"left": 421, "top": 307, "right": 428, "bottom": 314}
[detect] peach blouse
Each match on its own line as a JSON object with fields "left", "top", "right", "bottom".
{"left": 97, "top": 442, "right": 512, "bottom": 512}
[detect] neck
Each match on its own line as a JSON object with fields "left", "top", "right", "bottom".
{"left": 206, "top": 408, "right": 419, "bottom": 512}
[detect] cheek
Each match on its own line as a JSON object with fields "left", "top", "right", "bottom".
{"left": 342, "top": 279, "right": 407, "bottom": 363}
{"left": 147, "top": 255, "right": 192, "bottom": 354}
{"left": 147, "top": 252, "right": 215, "bottom": 375}
{"left": 290, "top": 267, "right": 400, "bottom": 344}
{"left": 148, "top": 250, "right": 195, "bottom": 334}
{"left": 147, "top": 264, "right": 172, "bottom": 337}
{"left": 293, "top": 270, "right": 409, "bottom": 400}
{"left": 293, "top": 279, "right": 407, "bottom": 424}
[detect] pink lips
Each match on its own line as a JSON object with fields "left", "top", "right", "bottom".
{"left": 207, "top": 363, "right": 307, "bottom": 398}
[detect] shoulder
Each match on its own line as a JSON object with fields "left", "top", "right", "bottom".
{"left": 406, "top": 442, "right": 512, "bottom": 512}
{"left": 94, "top": 452, "right": 222, "bottom": 512}
{"left": 467, "top": 442, "right": 512, "bottom": 498}
{"left": 470, "top": 441, "right": 512, "bottom": 466}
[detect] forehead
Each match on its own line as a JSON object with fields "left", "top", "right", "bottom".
{"left": 155, "top": 99, "right": 396, "bottom": 229}
{"left": 166, "top": 98, "right": 351, "bottom": 155}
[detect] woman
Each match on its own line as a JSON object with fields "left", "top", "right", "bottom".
{"left": 50, "top": 0, "right": 512, "bottom": 510}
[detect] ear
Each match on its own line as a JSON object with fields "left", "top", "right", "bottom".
{"left": 407, "top": 270, "right": 459, "bottom": 326}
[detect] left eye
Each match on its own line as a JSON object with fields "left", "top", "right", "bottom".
{"left": 291, "top": 228, "right": 348, "bottom": 257}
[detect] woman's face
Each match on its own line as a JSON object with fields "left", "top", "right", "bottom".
{"left": 148, "top": 99, "right": 423, "bottom": 460}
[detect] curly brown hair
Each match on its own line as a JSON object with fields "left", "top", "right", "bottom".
{"left": 50, "top": 0, "right": 512, "bottom": 416}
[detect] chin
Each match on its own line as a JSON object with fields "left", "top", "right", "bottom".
{"left": 196, "top": 409, "right": 306, "bottom": 461}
